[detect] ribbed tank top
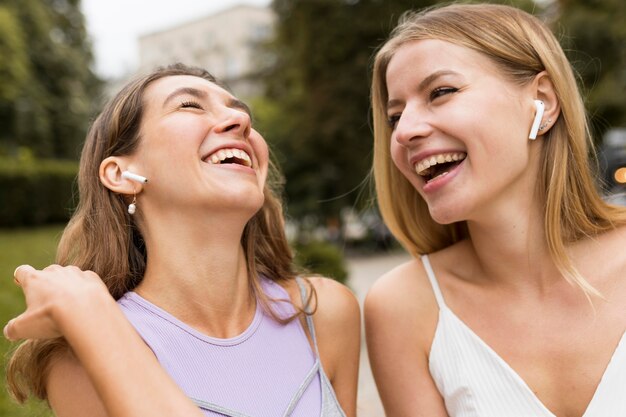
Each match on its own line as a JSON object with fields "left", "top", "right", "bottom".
{"left": 117, "top": 277, "right": 346, "bottom": 417}
{"left": 421, "top": 255, "right": 626, "bottom": 417}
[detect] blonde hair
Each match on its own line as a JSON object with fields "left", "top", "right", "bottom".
{"left": 371, "top": 4, "right": 626, "bottom": 294}
{"left": 7, "top": 64, "right": 312, "bottom": 403}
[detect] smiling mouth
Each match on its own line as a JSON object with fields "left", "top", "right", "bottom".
{"left": 415, "top": 152, "right": 466, "bottom": 182}
{"left": 205, "top": 148, "right": 252, "bottom": 167}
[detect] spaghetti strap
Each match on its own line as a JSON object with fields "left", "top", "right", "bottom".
{"left": 295, "top": 277, "right": 321, "bottom": 357}
{"left": 421, "top": 255, "right": 447, "bottom": 309}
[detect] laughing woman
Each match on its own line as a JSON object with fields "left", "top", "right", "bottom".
{"left": 365, "top": 4, "right": 626, "bottom": 417}
{"left": 5, "top": 64, "right": 360, "bottom": 417}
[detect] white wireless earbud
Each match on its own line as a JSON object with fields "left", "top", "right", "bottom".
{"left": 122, "top": 171, "right": 148, "bottom": 184}
{"left": 528, "top": 100, "right": 545, "bottom": 140}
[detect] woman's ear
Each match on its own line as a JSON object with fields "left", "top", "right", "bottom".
{"left": 99, "top": 157, "right": 145, "bottom": 195}
{"left": 532, "top": 71, "right": 560, "bottom": 136}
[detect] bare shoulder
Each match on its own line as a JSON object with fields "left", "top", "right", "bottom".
{"left": 365, "top": 257, "right": 438, "bottom": 345}
{"left": 309, "top": 276, "right": 360, "bottom": 325}
{"left": 601, "top": 223, "right": 626, "bottom": 252}
{"left": 610, "top": 224, "right": 626, "bottom": 269}
{"left": 284, "top": 276, "right": 360, "bottom": 415}
{"left": 364, "top": 256, "right": 448, "bottom": 416}
{"left": 300, "top": 277, "right": 361, "bottom": 359}
{"left": 310, "top": 277, "right": 361, "bottom": 375}
{"left": 283, "top": 276, "right": 360, "bottom": 330}
{"left": 575, "top": 223, "right": 626, "bottom": 280}
{"left": 47, "top": 349, "right": 108, "bottom": 417}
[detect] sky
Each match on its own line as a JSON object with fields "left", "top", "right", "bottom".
{"left": 81, "top": 0, "right": 271, "bottom": 79}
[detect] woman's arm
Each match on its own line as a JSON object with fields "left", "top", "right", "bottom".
{"left": 5, "top": 265, "right": 204, "bottom": 417}
{"left": 364, "top": 261, "right": 449, "bottom": 417}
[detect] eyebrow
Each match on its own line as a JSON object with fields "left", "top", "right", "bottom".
{"left": 163, "top": 87, "right": 208, "bottom": 108}
{"left": 228, "top": 98, "right": 252, "bottom": 118}
{"left": 162, "top": 87, "right": 252, "bottom": 117}
{"left": 386, "top": 69, "right": 460, "bottom": 111}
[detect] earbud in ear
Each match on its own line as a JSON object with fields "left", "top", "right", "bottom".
{"left": 122, "top": 171, "right": 148, "bottom": 184}
{"left": 528, "top": 100, "right": 545, "bottom": 140}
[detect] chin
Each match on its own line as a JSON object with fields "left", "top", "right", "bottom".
{"left": 427, "top": 204, "right": 466, "bottom": 226}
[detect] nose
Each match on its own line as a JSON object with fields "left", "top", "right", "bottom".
{"left": 214, "top": 108, "right": 251, "bottom": 138}
{"left": 393, "top": 106, "right": 433, "bottom": 147}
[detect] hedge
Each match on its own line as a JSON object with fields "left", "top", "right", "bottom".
{"left": 294, "top": 240, "right": 348, "bottom": 284}
{"left": 0, "top": 158, "right": 78, "bottom": 227}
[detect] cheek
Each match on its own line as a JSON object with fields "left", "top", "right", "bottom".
{"left": 252, "top": 137, "right": 270, "bottom": 183}
{"left": 257, "top": 141, "right": 269, "bottom": 164}
{"left": 389, "top": 139, "right": 423, "bottom": 190}
{"left": 389, "top": 139, "right": 408, "bottom": 172}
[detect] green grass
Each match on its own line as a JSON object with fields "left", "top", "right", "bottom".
{"left": 0, "top": 225, "right": 64, "bottom": 417}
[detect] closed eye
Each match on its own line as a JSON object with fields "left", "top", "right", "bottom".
{"left": 180, "top": 100, "right": 204, "bottom": 110}
{"left": 387, "top": 114, "right": 401, "bottom": 129}
{"left": 430, "top": 87, "right": 458, "bottom": 101}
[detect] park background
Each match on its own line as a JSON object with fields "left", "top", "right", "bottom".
{"left": 1, "top": 0, "right": 625, "bottom": 415}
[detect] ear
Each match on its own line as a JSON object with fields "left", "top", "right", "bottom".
{"left": 531, "top": 71, "right": 560, "bottom": 136}
{"left": 99, "top": 157, "right": 145, "bottom": 195}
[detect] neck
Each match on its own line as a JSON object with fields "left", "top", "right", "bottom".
{"left": 463, "top": 190, "right": 561, "bottom": 294}
{"left": 136, "top": 209, "right": 256, "bottom": 338}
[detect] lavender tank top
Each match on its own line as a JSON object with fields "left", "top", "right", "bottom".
{"left": 117, "top": 277, "right": 346, "bottom": 417}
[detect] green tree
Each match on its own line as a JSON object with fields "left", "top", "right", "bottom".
{"left": 556, "top": 0, "right": 626, "bottom": 138}
{"left": 0, "top": 6, "right": 31, "bottom": 149}
{"left": 0, "top": 0, "right": 101, "bottom": 159}
{"left": 262, "top": 0, "right": 426, "bottom": 223}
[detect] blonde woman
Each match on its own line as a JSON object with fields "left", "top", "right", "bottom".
{"left": 5, "top": 64, "right": 360, "bottom": 417}
{"left": 365, "top": 4, "right": 626, "bottom": 417}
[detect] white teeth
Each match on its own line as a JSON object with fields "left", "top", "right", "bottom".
{"left": 414, "top": 152, "right": 466, "bottom": 176}
{"left": 205, "top": 148, "right": 252, "bottom": 167}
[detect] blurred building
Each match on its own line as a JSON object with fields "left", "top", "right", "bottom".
{"left": 137, "top": 5, "right": 275, "bottom": 99}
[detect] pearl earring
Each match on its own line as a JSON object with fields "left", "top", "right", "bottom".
{"left": 128, "top": 193, "right": 137, "bottom": 215}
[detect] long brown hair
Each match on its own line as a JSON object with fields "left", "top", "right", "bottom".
{"left": 371, "top": 4, "right": 626, "bottom": 295}
{"left": 7, "top": 63, "right": 312, "bottom": 403}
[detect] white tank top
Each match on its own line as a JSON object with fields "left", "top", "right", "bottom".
{"left": 421, "top": 255, "right": 626, "bottom": 417}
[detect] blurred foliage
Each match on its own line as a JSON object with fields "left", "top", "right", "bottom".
{"left": 261, "top": 0, "right": 535, "bottom": 223}
{"left": 556, "top": 0, "right": 626, "bottom": 139}
{"left": 0, "top": 156, "right": 78, "bottom": 227}
{"left": 293, "top": 240, "right": 348, "bottom": 284}
{"left": 0, "top": 0, "right": 101, "bottom": 160}
{"left": 0, "top": 225, "right": 62, "bottom": 417}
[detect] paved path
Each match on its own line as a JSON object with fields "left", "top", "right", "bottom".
{"left": 344, "top": 251, "right": 413, "bottom": 417}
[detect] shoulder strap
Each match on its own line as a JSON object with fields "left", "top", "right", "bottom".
{"left": 421, "top": 255, "right": 447, "bottom": 309}
{"left": 295, "top": 277, "right": 321, "bottom": 357}
{"left": 191, "top": 397, "right": 251, "bottom": 417}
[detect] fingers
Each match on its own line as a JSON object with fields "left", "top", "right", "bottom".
{"left": 3, "top": 311, "right": 59, "bottom": 342}
{"left": 13, "top": 264, "right": 36, "bottom": 287}
{"left": 5, "top": 263, "right": 108, "bottom": 342}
